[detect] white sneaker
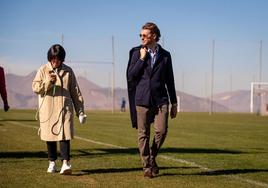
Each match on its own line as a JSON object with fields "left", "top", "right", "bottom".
{"left": 60, "top": 162, "right": 72, "bottom": 175}
{"left": 47, "top": 161, "right": 56, "bottom": 173}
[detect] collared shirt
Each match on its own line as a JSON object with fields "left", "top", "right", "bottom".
{"left": 148, "top": 45, "right": 159, "bottom": 68}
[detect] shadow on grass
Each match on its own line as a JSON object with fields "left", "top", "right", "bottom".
{"left": 74, "top": 166, "right": 191, "bottom": 176}
{"left": 0, "top": 147, "right": 247, "bottom": 159}
{"left": 88, "top": 148, "right": 139, "bottom": 155}
{"left": 162, "top": 147, "right": 246, "bottom": 154}
{"left": 75, "top": 147, "right": 245, "bottom": 156}
{"left": 191, "top": 169, "right": 268, "bottom": 176}
{"left": 0, "top": 151, "right": 47, "bottom": 158}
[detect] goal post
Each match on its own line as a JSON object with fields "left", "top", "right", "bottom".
{"left": 250, "top": 82, "right": 268, "bottom": 115}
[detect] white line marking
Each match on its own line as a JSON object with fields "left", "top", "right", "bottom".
{"left": 159, "top": 155, "right": 210, "bottom": 170}
{"left": 75, "top": 136, "right": 126, "bottom": 149}
{"left": 6, "top": 120, "right": 268, "bottom": 187}
{"left": 159, "top": 155, "right": 268, "bottom": 188}
{"left": 7, "top": 121, "right": 39, "bottom": 129}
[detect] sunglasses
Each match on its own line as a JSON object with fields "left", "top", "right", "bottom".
{"left": 139, "top": 34, "right": 151, "bottom": 38}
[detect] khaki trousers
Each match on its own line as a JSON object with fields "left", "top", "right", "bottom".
{"left": 136, "top": 105, "right": 169, "bottom": 170}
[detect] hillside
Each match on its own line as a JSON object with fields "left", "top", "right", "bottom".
{"left": 2, "top": 72, "right": 254, "bottom": 112}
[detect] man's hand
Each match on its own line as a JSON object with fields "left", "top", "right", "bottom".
{"left": 170, "top": 104, "right": 177, "bottom": 119}
{"left": 4, "top": 103, "right": 9, "bottom": 112}
{"left": 140, "top": 47, "right": 147, "bottom": 61}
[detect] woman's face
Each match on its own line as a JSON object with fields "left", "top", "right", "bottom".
{"left": 50, "top": 58, "right": 62, "bottom": 69}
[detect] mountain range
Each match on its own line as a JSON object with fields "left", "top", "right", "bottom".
{"left": 1, "top": 72, "right": 259, "bottom": 113}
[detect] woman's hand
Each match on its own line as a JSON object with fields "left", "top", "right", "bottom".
{"left": 49, "top": 71, "right": 57, "bottom": 84}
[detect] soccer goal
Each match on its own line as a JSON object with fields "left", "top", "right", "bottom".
{"left": 250, "top": 82, "right": 268, "bottom": 115}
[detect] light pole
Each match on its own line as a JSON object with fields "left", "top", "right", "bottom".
{"left": 210, "top": 39, "right": 215, "bottom": 115}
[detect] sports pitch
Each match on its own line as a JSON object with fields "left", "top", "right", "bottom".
{"left": 0, "top": 110, "right": 268, "bottom": 187}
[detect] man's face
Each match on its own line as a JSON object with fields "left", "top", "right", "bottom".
{"left": 140, "top": 29, "right": 156, "bottom": 46}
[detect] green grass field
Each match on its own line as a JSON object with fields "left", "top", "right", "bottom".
{"left": 0, "top": 110, "right": 268, "bottom": 188}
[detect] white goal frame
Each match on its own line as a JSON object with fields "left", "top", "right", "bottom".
{"left": 250, "top": 82, "right": 268, "bottom": 114}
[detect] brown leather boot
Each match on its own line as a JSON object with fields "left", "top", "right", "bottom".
{"left": 143, "top": 168, "right": 153, "bottom": 178}
{"left": 151, "top": 159, "right": 159, "bottom": 176}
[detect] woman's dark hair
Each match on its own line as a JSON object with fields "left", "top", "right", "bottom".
{"left": 47, "top": 44, "right": 66, "bottom": 62}
{"left": 142, "top": 22, "right": 161, "bottom": 42}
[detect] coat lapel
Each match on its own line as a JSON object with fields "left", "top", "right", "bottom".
{"left": 151, "top": 45, "right": 164, "bottom": 75}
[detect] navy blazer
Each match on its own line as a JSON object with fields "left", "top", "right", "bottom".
{"left": 126, "top": 45, "right": 177, "bottom": 128}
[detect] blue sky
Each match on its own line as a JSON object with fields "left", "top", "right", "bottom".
{"left": 0, "top": 0, "right": 267, "bottom": 97}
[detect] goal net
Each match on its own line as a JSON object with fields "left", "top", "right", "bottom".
{"left": 250, "top": 82, "right": 268, "bottom": 115}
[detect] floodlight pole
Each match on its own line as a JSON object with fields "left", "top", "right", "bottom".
{"left": 254, "top": 40, "right": 263, "bottom": 114}
{"left": 180, "top": 72, "right": 184, "bottom": 112}
{"left": 161, "top": 36, "right": 165, "bottom": 48}
{"left": 250, "top": 82, "right": 254, "bottom": 113}
{"left": 259, "top": 40, "right": 263, "bottom": 82}
{"left": 205, "top": 72, "right": 209, "bottom": 112}
{"left": 112, "top": 36, "right": 115, "bottom": 114}
{"left": 61, "top": 34, "right": 64, "bottom": 46}
{"left": 229, "top": 73, "right": 232, "bottom": 112}
{"left": 209, "top": 39, "right": 215, "bottom": 115}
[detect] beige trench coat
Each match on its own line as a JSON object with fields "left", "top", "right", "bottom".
{"left": 32, "top": 62, "right": 84, "bottom": 141}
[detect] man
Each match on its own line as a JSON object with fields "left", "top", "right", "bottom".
{"left": 121, "top": 97, "right": 126, "bottom": 112}
{"left": 127, "top": 22, "right": 177, "bottom": 178}
{"left": 0, "top": 66, "right": 9, "bottom": 112}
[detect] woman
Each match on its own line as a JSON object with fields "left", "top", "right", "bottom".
{"left": 32, "top": 44, "right": 86, "bottom": 175}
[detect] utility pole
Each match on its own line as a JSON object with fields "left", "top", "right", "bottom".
{"left": 210, "top": 39, "right": 215, "bottom": 115}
